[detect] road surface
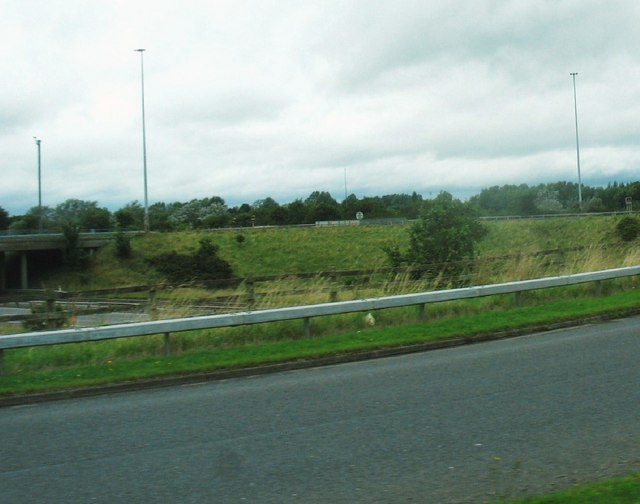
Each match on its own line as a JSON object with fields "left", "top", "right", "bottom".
{"left": 1, "top": 317, "right": 639, "bottom": 503}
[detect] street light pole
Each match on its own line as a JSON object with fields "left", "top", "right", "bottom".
{"left": 570, "top": 72, "right": 583, "bottom": 210}
{"left": 344, "top": 167, "right": 348, "bottom": 201}
{"left": 33, "top": 137, "right": 42, "bottom": 229}
{"left": 34, "top": 137, "right": 42, "bottom": 209}
{"left": 135, "top": 48, "right": 150, "bottom": 231}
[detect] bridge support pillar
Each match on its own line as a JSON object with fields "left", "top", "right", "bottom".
{"left": 20, "top": 252, "right": 28, "bottom": 289}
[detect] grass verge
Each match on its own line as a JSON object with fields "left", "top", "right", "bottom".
{"left": 503, "top": 472, "right": 640, "bottom": 503}
{"left": 1, "top": 287, "right": 639, "bottom": 397}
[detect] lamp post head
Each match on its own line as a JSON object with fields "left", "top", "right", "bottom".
{"left": 134, "top": 48, "right": 146, "bottom": 52}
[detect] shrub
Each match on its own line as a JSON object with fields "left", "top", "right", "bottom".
{"left": 62, "top": 224, "right": 90, "bottom": 269}
{"left": 148, "top": 238, "right": 233, "bottom": 284}
{"left": 386, "top": 192, "right": 486, "bottom": 285}
{"left": 115, "top": 231, "right": 132, "bottom": 259}
{"left": 616, "top": 216, "right": 640, "bottom": 242}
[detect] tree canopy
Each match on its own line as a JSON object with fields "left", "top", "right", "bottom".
{"left": 386, "top": 192, "right": 486, "bottom": 285}
{"left": 4, "top": 180, "right": 640, "bottom": 233}
{"left": 0, "top": 206, "right": 9, "bottom": 230}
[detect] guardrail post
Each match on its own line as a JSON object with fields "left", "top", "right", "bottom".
{"left": 44, "top": 292, "right": 61, "bottom": 330}
{"left": 303, "top": 317, "right": 310, "bottom": 338}
{"left": 147, "top": 287, "right": 158, "bottom": 320}
{"left": 163, "top": 332, "right": 171, "bottom": 356}
{"left": 246, "top": 280, "right": 255, "bottom": 309}
{"left": 515, "top": 291, "right": 523, "bottom": 307}
{"left": 418, "top": 303, "right": 426, "bottom": 322}
{"left": 595, "top": 280, "right": 602, "bottom": 296}
{"left": 328, "top": 274, "right": 338, "bottom": 302}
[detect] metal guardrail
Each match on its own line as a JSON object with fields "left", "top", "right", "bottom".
{"left": 1, "top": 265, "right": 639, "bottom": 368}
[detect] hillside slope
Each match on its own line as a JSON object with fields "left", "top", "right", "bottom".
{"left": 43, "top": 215, "right": 633, "bottom": 291}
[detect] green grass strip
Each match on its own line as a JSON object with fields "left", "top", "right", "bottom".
{"left": 1, "top": 288, "right": 640, "bottom": 396}
{"left": 504, "top": 473, "right": 640, "bottom": 503}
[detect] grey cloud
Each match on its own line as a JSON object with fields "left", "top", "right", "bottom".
{"left": 158, "top": 91, "right": 288, "bottom": 126}
{"left": 303, "top": 1, "right": 640, "bottom": 92}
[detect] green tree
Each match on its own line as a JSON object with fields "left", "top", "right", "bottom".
{"left": 381, "top": 192, "right": 423, "bottom": 219}
{"left": 341, "top": 194, "right": 360, "bottom": 220}
{"left": 148, "top": 202, "right": 179, "bottom": 231}
{"left": 0, "top": 206, "right": 10, "bottom": 230}
{"left": 534, "top": 187, "right": 563, "bottom": 214}
{"left": 585, "top": 196, "right": 605, "bottom": 213}
{"left": 168, "top": 197, "right": 229, "bottom": 229}
{"left": 253, "top": 197, "right": 282, "bottom": 225}
{"left": 304, "top": 190, "right": 338, "bottom": 208}
{"left": 284, "top": 199, "right": 307, "bottom": 224}
{"left": 229, "top": 203, "right": 254, "bottom": 227}
{"left": 51, "top": 199, "right": 112, "bottom": 230}
{"left": 304, "top": 191, "right": 341, "bottom": 222}
{"left": 355, "top": 196, "right": 388, "bottom": 219}
{"left": 470, "top": 184, "right": 537, "bottom": 216}
{"left": 403, "top": 192, "right": 486, "bottom": 284}
{"left": 9, "top": 206, "right": 54, "bottom": 231}
{"left": 114, "top": 201, "right": 145, "bottom": 230}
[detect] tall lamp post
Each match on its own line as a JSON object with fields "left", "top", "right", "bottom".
{"left": 33, "top": 137, "right": 42, "bottom": 229}
{"left": 135, "top": 48, "right": 150, "bottom": 231}
{"left": 343, "top": 167, "right": 348, "bottom": 201}
{"left": 570, "top": 72, "right": 583, "bottom": 210}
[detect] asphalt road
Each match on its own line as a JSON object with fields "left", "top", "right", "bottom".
{"left": 0, "top": 306, "right": 149, "bottom": 328}
{"left": 1, "top": 318, "right": 639, "bottom": 503}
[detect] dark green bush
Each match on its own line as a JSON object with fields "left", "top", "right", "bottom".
{"left": 616, "top": 216, "right": 640, "bottom": 242}
{"left": 148, "top": 238, "right": 233, "bottom": 284}
{"left": 62, "top": 224, "right": 90, "bottom": 269}
{"left": 386, "top": 192, "right": 486, "bottom": 285}
{"left": 115, "top": 231, "right": 132, "bottom": 259}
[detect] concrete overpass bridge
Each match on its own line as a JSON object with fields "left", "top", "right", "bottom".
{"left": 0, "top": 232, "right": 114, "bottom": 290}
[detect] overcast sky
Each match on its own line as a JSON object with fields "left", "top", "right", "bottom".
{"left": 2, "top": 0, "right": 640, "bottom": 215}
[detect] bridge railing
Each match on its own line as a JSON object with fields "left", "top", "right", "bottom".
{"left": 1, "top": 265, "right": 640, "bottom": 374}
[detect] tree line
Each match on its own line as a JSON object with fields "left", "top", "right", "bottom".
{"left": 1, "top": 181, "right": 638, "bottom": 233}
{"left": 0, "top": 191, "right": 424, "bottom": 232}
{"left": 469, "top": 181, "right": 640, "bottom": 216}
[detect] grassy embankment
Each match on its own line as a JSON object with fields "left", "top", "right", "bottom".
{"left": 1, "top": 215, "right": 640, "bottom": 396}
{"left": 42, "top": 215, "right": 636, "bottom": 289}
{"left": 502, "top": 472, "right": 640, "bottom": 503}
